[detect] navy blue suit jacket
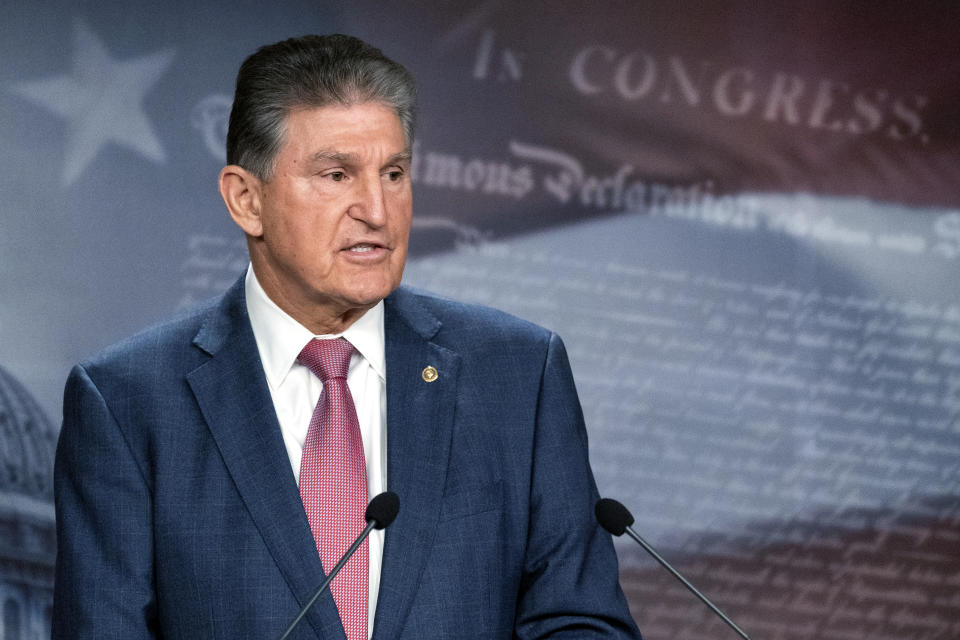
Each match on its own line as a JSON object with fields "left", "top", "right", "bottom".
{"left": 53, "top": 278, "right": 641, "bottom": 639}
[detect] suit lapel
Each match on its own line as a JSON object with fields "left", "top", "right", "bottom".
{"left": 372, "top": 288, "right": 460, "bottom": 640}
{"left": 186, "top": 278, "right": 346, "bottom": 640}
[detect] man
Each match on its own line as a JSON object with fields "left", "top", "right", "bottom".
{"left": 53, "top": 34, "right": 641, "bottom": 639}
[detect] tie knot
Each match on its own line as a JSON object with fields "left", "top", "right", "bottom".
{"left": 298, "top": 338, "right": 354, "bottom": 382}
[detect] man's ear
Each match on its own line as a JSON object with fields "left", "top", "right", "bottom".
{"left": 219, "top": 165, "right": 265, "bottom": 237}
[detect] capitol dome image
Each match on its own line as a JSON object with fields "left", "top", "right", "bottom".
{"left": 0, "top": 365, "right": 56, "bottom": 639}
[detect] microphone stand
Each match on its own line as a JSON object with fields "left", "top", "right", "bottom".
{"left": 276, "top": 519, "right": 378, "bottom": 640}
{"left": 622, "top": 523, "right": 752, "bottom": 640}
{"left": 276, "top": 492, "right": 398, "bottom": 640}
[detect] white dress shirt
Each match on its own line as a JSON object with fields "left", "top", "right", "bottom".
{"left": 244, "top": 265, "right": 386, "bottom": 637}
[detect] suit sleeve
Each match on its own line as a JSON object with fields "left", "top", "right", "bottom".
{"left": 53, "top": 364, "right": 158, "bottom": 639}
{"left": 514, "top": 333, "right": 642, "bottom": 639}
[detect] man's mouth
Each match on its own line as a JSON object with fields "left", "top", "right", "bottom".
{"left": 345, "top": 242, "right": 385, "bottom": 253}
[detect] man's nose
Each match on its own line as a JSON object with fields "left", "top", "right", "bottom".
{"left": 348, "top": 172, "right": 387, "bottom": 228}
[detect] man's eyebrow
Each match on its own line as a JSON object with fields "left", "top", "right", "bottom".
{"left": 307, "top": 150, "right": 356, "bottom": 164}
{"left": 385, "top": 151, "right": 412, "bottom": 167}
{"left": 304, "top": 150, "right": 412, "bottom": 167}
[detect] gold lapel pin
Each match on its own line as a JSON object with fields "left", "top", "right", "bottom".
{"left": 421, "top": 365, "right": 438, "bottom": 383}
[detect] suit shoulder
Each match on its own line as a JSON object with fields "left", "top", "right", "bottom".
{"left": 390, "top": 286, "right": 554, "bottom": 350}
{"left": 78, "top": 295, "right": 220, "bottom": 380}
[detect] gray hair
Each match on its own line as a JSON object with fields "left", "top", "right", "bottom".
{"left": 226, "top": 34, "right": 417, "bottom": 180}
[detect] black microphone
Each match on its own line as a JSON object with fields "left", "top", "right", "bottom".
{"left": 596, "top": 498, "right": 752, "bottom": 640}
{"left": 277, "top": 491, "right": 400, "bottom": 640}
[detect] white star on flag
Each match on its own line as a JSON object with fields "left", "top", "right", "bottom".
{"left": 10, "top": 19, "right": 175, "bottom": 186}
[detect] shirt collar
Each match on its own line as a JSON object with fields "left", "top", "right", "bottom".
{"left": 244, "top": 264, "right": 386, "bottom": 389}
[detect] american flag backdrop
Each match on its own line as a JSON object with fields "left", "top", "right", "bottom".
{"left": 1, "top": 2, "right": 959, "bottom": 638}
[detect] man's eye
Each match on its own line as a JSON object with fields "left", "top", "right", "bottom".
{"left": 385, "top": 170, "right": 403, "bottom": 181}
{"left": 328, "top": 171, "right": 346, "bottom": 182}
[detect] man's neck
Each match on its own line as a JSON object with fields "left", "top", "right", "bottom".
{"left": 251, "top": 266, "right": 375, "bottom": 335}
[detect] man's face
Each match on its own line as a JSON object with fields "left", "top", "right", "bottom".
{"left": 248, "top": 102, "right": 412, "bottom": 330}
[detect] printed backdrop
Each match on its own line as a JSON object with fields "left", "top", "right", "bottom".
{"left": 1, "top": 2, "right": 959, "bottom": 639}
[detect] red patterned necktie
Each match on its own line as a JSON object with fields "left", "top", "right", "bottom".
{"left": 297, "top": 337, "right": 369, "bottom": 640}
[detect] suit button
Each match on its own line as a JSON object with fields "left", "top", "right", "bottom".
{"left": 421, "top": 366, "right": 438, "bottom": 382}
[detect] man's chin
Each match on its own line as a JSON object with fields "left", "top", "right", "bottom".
{"left": 332, "top": 283, "right": 398, "bottom": 313}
